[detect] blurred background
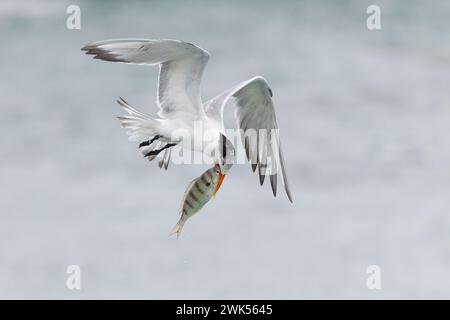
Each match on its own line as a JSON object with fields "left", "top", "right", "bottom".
{"left": 1, "top": 0, "right": 450, "bottom": 299}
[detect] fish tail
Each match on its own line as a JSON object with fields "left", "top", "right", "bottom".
{"left": 170, "top": 221, "right": 184, "bottom": 239}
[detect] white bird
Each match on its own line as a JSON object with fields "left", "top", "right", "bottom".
{"left": 82, "top": 39, "right": 292, "bottom": 202}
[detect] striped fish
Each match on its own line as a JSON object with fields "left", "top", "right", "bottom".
{"left": 170, "top": 165, "right": 221, "bottom": 238}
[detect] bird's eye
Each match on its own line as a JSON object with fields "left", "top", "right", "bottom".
{"left": 206, "top": 182, "right": 211, "bottom": 186}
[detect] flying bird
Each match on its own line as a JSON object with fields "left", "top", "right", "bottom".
{"left": 82, "top": 38, "right": 293, "bottom": 221}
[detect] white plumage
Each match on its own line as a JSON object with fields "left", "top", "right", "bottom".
{"left": 82, "top": 38, "right": 292, "bottom": 202}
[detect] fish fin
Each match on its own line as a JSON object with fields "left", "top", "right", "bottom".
{"left": 170, "top": 221, "right": 184, "bottom": 239}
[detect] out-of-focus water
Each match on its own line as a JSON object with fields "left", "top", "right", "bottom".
{"left": 1, "top": 0, "right": 450, "bottom": 299}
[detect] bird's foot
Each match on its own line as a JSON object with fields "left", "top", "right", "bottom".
{"left": 139, "top": 135, "right": 161, "bottom": 148}
{"left": 144, "top": 143, "right": 176, "bottom": 159}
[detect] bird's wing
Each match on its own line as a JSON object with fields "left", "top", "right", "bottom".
{"left": 82, "top": 39, "right": 209, "bottom": 119}
{"left": 204, "top": 76, "right": 293, "bottom": 202}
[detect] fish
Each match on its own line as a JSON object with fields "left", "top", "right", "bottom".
{"left": 170, "top": 164, "right": 224, "bottom": 238}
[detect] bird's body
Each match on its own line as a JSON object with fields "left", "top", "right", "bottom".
{"left": 82, "top": 38, "right": 292, "bottom": 236}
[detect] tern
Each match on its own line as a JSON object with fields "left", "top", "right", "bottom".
{"left": 82, "top": 39, "right": 292, "bottom": 202}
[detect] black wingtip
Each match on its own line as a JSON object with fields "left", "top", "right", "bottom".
{"left": 270, "top": 174, "right": 277, "bottom": 197}
{"left": 286, "top": 190, "right": 293, "bottom": 203}
{"left": 259, "top": 173, "right": 265, "bottom": 186}
{"left": 81, "top": 45, "right": 126, "bottom": 62}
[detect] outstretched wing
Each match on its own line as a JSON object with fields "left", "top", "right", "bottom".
{"left": 204, "top": 76, "right": 293, "bottom": 202}
{"left": 82, "top": 39, "right": 209, "bottom": 119}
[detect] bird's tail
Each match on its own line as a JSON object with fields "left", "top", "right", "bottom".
{"left": 116, "top": 97, "right": 159, "bottom": 142}
{"left": 170, "top": 220, "right": 185, "bottom": 239}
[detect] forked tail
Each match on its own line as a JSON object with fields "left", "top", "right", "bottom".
{"left": 116, "top": 96, "right": 159, "bottom": 142}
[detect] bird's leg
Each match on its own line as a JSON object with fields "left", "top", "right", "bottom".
{"left": 139, "top": 135, "right": 161, "bottom": 148}
{"left": 145, "top": 143, "right": 176, "bottom": 159}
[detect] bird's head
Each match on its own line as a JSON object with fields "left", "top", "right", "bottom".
{"left": 218, "top": 133, "right": 235, "bottom": 169}
{"left": 212, "top": 134, "right": 235, "bottom": 197}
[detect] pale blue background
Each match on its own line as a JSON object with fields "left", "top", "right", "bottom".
{"left": 1, "top": 0, "right": 450, "bottom": 299}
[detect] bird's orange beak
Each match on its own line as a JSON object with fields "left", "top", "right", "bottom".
{"left": 212, "top": 171, "right": 225, "bottom": 198}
